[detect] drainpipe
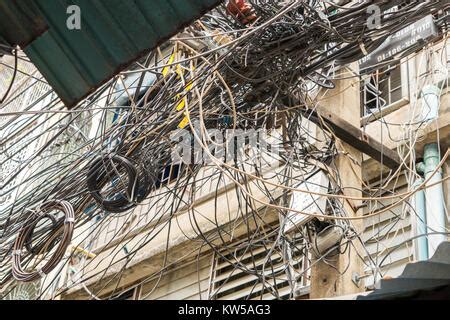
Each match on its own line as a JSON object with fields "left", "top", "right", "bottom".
{"left": 420, "top": 143, "right": 447, "bottom": 256}
{"left": 412, "top": 177, "right": 428, "bottom": 261}
{"left": 421, "top": 85, "right": 441, "bottom": 121}
{"left": 419, "top": 85, "right": 447, "bottom": 257}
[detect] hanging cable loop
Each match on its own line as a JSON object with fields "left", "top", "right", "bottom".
{"left": 12, "top": 200, "right": 75, "bottom": 283}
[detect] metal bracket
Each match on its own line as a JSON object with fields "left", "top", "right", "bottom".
{"left": 352, "top": 271, "right": 361, "bottom": 288}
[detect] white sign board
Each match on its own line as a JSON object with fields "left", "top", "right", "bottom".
{"left": 284, "top": 171, "right": 329, "bottom": 233}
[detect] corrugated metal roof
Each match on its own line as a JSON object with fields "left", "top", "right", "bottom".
{"left": 0, "top": 0, "right": 222, "bottom": 108}
{"left": 0, "top": 1, "right": 48, "bottom": 48}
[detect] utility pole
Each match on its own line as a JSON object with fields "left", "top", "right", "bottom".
{"left": 310, "top": 64, "right": 364, "bottom": 299}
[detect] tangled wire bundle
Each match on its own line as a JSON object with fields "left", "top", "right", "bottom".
{"left": 0, "top": 0, "right": 448, "bottom": 299}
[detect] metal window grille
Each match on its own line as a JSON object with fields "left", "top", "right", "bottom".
{"left": 362, "top": 63, "right": 410, "bottom": 117}
{"left": 208, "top": 233, "right": 310, "bottom": 300}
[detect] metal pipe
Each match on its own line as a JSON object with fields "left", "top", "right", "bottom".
{"left": 422, "top": 143, "right": 447, "bottom": 256}
{"left": 421, "top": 85, "right": 441, "bottom": 121}
{"left": 412, "top": 177, "right": 428, "bottom": 261}
{"left": 419, "top": 84, "right": 447, "bottom": 257}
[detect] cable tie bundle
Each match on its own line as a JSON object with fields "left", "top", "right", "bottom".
{"left": 11, "top": 250, "right": 22, "bottom": 257}
{"left": 37, "top": 269, "right": 47, "bottom": 278}
{"left": 65, "top": 217, "right": 75, "bottom": 224}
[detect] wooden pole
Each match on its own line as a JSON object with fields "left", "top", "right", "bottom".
{"left": 310, "top": 64, "right": 364, "bottom": 299}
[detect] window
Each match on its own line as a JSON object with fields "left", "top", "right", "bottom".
{"left": 361, "top": 177, "right": 415, "bottom": 289}
{"left": 209, "top": 234, "right": 310, "bottom": 300}
{"left": 361, "top": 62, "right": 410, "bottom": 119}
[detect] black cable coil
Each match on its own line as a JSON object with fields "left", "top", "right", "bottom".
{"left": 87, "top": 155, "right": 142, "bottom": 213}
{"left": 12, "top": 200, "right": 75, "bottom": 282}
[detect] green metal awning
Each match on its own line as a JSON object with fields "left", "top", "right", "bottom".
{"left": 0, "top": 0, "right": 222, "bottom": 108}
{"left": 0, "top": 1, "right": 49, "bottom": 48}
